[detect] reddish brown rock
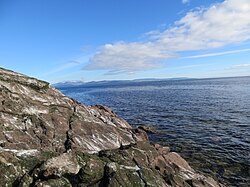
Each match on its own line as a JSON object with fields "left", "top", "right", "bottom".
{"left": 0, "top": 67, "right": 136, "bottom": 155}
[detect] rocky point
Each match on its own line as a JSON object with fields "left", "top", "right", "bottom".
{"left": 0, "top": 67, "right": 225, "bottom": 187}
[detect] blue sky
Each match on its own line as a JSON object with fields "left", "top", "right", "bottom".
{"left": 1, "top": 0, "right": 250, "bottom": 83}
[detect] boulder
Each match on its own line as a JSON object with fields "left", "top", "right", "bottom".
{"left": 138, "top": 125, "right": 158, "bottom": 134}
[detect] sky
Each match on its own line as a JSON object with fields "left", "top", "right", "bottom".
{"left": 1, "top": 0, "right": 250, "bottom": 83}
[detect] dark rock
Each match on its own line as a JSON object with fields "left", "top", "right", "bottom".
{"left": 138, "top": 125, "right": 158, "bottom": 134}
{"left": 132, "top": 128, "right": 149, "bottom": 142}
{"left": 77, "top": 156, "right": 104, "bottom": 184}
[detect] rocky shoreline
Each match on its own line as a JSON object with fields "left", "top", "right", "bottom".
{"left": 0, "top": 67, "right": 225, "bottom": 186}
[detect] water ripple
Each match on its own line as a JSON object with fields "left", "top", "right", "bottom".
{"left": 58, "top": 77, "right": 250, "bottom": 186}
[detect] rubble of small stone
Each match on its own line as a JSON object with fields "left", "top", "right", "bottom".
{"left": 0, "top": 67, "right": 225, "bottom": 187}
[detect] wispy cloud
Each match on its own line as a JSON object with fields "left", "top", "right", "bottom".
{"left": 42, "top": 60, "right": 83, "bottom": 77}
{"left": 173, "top": 63, "right": 213, "bottom": 69}
{"left": 85, "top": 0, "right": 250, "bottom": 74}
{"left": 182, "top": 0, "right": 190, "bottom": 4}
{"left": 229, "top": 63, "right": 250, "bottom": 69}
{"left": 182, "top": 48, "right": 250, "bottom": 59}
{"left": 222, "top": 63, "right": 250, "bottom": 77}
{"left": 234, "top": 63, "right": 250, "bottom": 68}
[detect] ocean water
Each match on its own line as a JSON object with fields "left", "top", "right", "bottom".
{"left": 57, "top": 77, "right": 250, "bottom": 186}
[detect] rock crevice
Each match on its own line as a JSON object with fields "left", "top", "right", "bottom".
{"left": 64, "top": 106, "right": 76, "bottom": 152}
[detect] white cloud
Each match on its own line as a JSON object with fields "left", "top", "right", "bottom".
{"left": 182, "top": 48, "right": 250, "bottom": 59}
{"left": 85, "top": 0, "right": 250, "bottom": 74}
{"left": 85, "top": 42, "right": 175, "bottom": 73}
{"left": 182, "top": 0, "right": 190, "bottom": 4}
{"left": 155, "top": 0, "right": 250, "bottom": 51}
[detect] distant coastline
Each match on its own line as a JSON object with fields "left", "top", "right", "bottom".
{"left": 53, "top": 75, "right": 250, "bottom": 88}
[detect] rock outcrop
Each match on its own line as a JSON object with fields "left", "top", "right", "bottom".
{"left": 0, "top": 67, "right": 225, "bottom": 187}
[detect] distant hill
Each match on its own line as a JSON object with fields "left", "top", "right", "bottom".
{"left": 53, "top": 77, "right": 191, "bottom": 88}
{"left": 52, "top": 80, "right": 85, "bottom": 87}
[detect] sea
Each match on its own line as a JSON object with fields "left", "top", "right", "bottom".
{"left": 57, "top": 76, "right": 250, "bottom": 186}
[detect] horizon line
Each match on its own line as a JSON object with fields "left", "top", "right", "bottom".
{"left": 52, "top": 75, "right": 250, "bottom": 85}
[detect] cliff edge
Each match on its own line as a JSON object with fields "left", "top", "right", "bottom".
{"left": 0, "top": 67, "right": 225, "bottom": 187}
